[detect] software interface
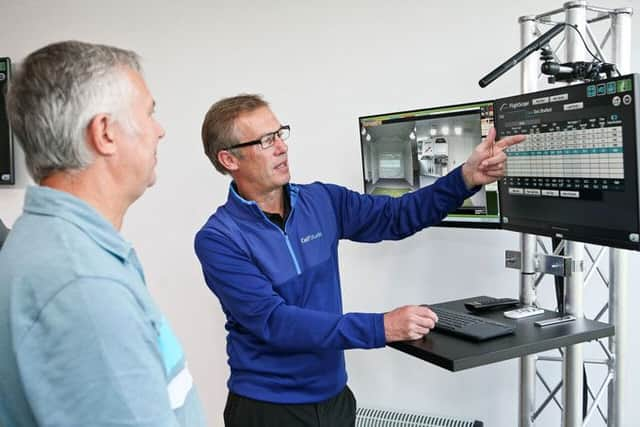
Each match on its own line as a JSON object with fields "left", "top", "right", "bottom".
{"left": 0, "top": 57, "right": 13, "bottom": 185}
{"left": 496, "top": 74, "right": 640, "bottom": 250}
{"left": 359, "top": 101, "right": 499, "bottom": 227}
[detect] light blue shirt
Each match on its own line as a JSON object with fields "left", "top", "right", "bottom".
{"left": 0, "top": 186, "right": 206, "bottom": 427}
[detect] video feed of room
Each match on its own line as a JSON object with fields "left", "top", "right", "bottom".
{"left": 360, "top": 111, "right": 488, "bottom": 211}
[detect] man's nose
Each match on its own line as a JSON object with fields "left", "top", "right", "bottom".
{"left": 273, "top": 135, "right": 288, "bottom": 154}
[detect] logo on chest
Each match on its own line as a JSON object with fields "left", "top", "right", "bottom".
{"left": 300, "top": 231, "right": 323, "bottom": 244}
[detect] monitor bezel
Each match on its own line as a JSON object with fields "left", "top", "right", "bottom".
{"left": 0, "top": 56, "right": 14, "bottom": 186}
{"left": 495, "top": 73, "right": 640, "bottom": 251}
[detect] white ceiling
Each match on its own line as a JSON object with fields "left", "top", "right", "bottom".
{"left": 364, "top": 112, "right": 481, "bottom": 143}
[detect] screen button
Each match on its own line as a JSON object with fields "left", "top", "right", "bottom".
{"left": 560, "top": 190, "right": 580, "bottom": 198}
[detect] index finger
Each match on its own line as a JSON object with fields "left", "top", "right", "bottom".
{"left": 496, "top": 134, "right": 526, "bottom": 150}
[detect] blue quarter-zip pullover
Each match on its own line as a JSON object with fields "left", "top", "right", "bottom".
{"left": 194, "top": 166, "right": 476, "bottom": 404}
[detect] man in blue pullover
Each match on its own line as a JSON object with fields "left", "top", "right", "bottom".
{"left": 195, "top": 94, "right": 524, "bottom": 427}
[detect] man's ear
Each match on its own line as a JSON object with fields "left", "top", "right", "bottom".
{"left": 87, "top": 114, "right": 117, "bottom": 156}
{"left": 218, "top": 150, "right": 240, "bottom": 172}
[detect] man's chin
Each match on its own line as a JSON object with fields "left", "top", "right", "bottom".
{"left": 146, "top": 173, "right": 157, "bottom": 189}
{"left": 278, "top": 174, "right": 291, "bottom": 186}
{"left": 280, "top": 168, "right": 291, "bottom": 181}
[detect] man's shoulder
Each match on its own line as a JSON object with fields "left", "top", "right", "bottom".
{"left": 194, "top": 204, "right": 242, "bottom": 254}
{"left": 197, "top": 203, "right": 234, "bottom": 234}
{"left": 292, "top": 182, "right": 359, "bottom": 210}
{"left": 0, "top": 213, "right": 134, "bottom": 303}
{"left": 291, "top": 181, "right": 349, "bottom": 198}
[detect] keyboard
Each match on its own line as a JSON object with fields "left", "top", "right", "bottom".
{"left": 426, "top": 305, "right": 515, "bottom": 341}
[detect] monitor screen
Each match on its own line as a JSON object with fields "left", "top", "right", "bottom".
{"left": 0, "top": 57, "right": 14, "bottom": 185}
{"left": 495, "top": 73, "right": 640, "bottom": 250}
{"left": 358, "top": 100, "right": 500, "bottom": 228}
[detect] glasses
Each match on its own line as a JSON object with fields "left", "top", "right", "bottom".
{"left": 228, "top": 125, "right": 291, "bottom": 150}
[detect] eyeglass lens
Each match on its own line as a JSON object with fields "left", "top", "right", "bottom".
{"left": 261, "top": 126, "right": 290, "bottom": 148}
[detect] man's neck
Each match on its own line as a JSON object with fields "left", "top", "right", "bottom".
{"left": 41, "top": 171, "right": 129, "bottom": 231}
{"left": 235, "top": 183, "right": 285, "bottom": 217}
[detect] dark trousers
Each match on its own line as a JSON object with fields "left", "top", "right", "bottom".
{"left": 223, "top": 386, "right": 357, "bottom": 427}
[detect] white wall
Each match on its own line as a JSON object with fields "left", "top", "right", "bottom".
{"left": 1, "top": 1, "right": 638, "bottom": 426}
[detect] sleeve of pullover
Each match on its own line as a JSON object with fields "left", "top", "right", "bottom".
{"left": 194, "top": 227, "right": 386, "bottom": 352}
{"left": 323, "top": 165, "right": 477, "bottom": 242}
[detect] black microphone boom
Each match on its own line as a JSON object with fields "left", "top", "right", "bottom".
{"left": 478, "top": 23, "right": 566, "bottom": 88}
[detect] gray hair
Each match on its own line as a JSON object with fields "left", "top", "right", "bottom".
{"left": 201, "top": 94, "right": 269, "bottom": 175}
{"left": 6, "top": 40, "right": 141, "bottom": 182}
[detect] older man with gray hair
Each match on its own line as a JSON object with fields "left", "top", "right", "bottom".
{"left": 0, "top": 41, "right": 206, "bottom": 427}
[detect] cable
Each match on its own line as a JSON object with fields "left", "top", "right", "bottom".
{"left": 562, "top": 23, "right": 601, "bottom": 62}
{"left": 562, "top": 23, "right": 620, "bottom": 76}
{"left": 541, "top": 23, "right": 620, "bottom": 79}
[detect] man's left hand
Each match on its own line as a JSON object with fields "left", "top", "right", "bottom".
{"left": 461, "top": 127, "right": 526, "bottom": 189}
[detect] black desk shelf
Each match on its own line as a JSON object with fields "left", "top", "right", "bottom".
{"left": 388, "top": 297, "right": 615, "bottom": 371}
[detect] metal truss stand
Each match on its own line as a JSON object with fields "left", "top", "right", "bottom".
{"left": 512, "top": 3, "right": 632, "bottom": 426}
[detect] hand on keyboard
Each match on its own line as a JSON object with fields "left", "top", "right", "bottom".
{"left": 383, "top": 305, "right": 439, "bottom": 342}
{"left": 425, "top": 305, "right": 516, "bottom": 341}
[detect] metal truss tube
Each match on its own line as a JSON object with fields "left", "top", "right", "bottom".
{"left": 612, "top": 9, "right": 633, "bottom": 74}
{"left": 520, "top": 356, "right": 537, "bottom": 426}
{"left": 533, "top": 273, "right": 545, "bottom": 290}
{"left": 585, "top": 24, "right": 607, "bottom": 63}
{"left": 598, "top": 338, "right": 614, "bottom": 361}
{"left": 594, "top": 303, "right": 608, "bottom": 322}
{"left": 586, "top": 5, "right": 616, "bottom": 14}
{"left": 519, "top": 235, "right": 537, "bottom": 426}
{"left": 609, "top": 249, "right": 628, "bottom": 427}
{"left": 519, "top": 232, "right": 537, "bottom": 427}
{"left": 608, "top": 9, "right": 632, "bottom": 427}
{"left": 563, "top": 337, "right": 584, "bottom": 427}
{"left": 585, "top": 246, "right": 609, "bottom": 286}
{"left": 537, "top": 356, "right": 608, "bottom": 365}
{"left": 588, "top": 14, "right": 612, "bottom": 24}
{"left": 600, "top": 29, "right": 612, "bottom": 51}
{"left": 535, "top": 7, "right": 567, "bottom": 20}
{"left": 535, "top": 370, "right": 563, "bottom": 411}
{"left": 563, "top": 241, "right": 584, "bottom": 427}
{"left": 536, "top": 237, "right": 549, "bottom": 254}
{"left": 586, "top": 381, "right": 609, "bottom": 424}
{"left": 565, "top": 1, "right": 588, "bottom": 62}
{"left": 584, "top": 372, "right": 614, "bottom": 426}
{"left": 583, "top": 246, "right": 606, "bottom": 285}
{"left": 520, "top": 16, "right": 539, "bottom": 94}
{"left": 533, "top": 378, "right": 563, "bottom": 421}
{"left": 518, "top": 16, "right": 538, "bottom": 425}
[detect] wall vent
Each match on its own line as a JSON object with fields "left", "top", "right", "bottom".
{"left": 356, "top": 407, "right": 483, "bottom": 427}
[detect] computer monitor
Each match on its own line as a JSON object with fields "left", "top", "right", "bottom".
{"left": 0, "top": 57, "right": 14, "bottom": 185}
{"left": 495, "top": 73, "right": 640, "bottom": 250}
{"left": 358, "top": 100, "right": 500, "bottom": 228}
